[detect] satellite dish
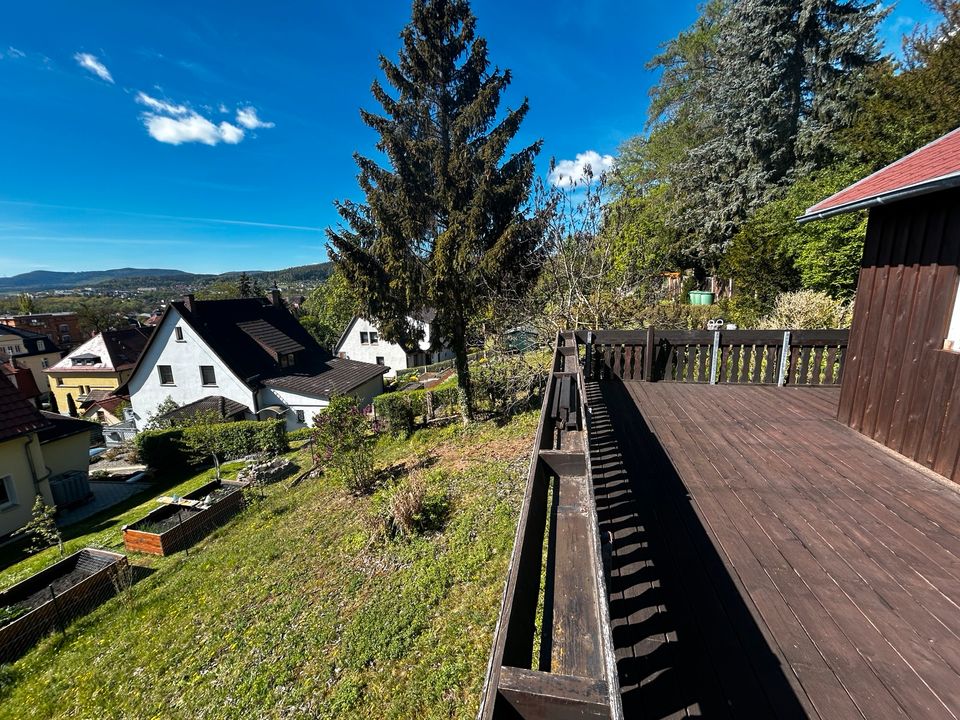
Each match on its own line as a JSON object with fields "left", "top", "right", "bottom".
{"left": 706, "top": 318, "right": 725, "bottom": 331}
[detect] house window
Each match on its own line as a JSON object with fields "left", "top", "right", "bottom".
{"left": 158, "top": 365, "right": 175, "bottom": 385}
{"left": 61, "top": 334, "right": 71, "bottom": 343}
{"left": 41, "top": 357, "right": 49, "bottom": 368}
{"left": 37, "top": 340, "right": 45, "bottom": 351}
{"left": 360, "top": 331, "right": 369, "bottom": 344}
{"left": 369, "top": 331, "right": 379, "bottom": 344}
{"left": 279, "top": 353, "right": 296, "bottom": 368}
{"left": 200, "top": 366, "right": 217, "bottom": 386}
{"left": 56, "top": 377, "right": 64, "bottom": 387}
{"left": 296, "top": 409, "right": 305, "bottom": 423}
{"left": 0, "top": 476, "right": 15, "bottom": 509}
{"left": 59, "top": 324, "right": 69, "bottom": 333}
{"left": 175, "top": 326, "right": 184, "bottom": 342}
{"left": 376, "top": 356, "right": 385, "bottom": 366}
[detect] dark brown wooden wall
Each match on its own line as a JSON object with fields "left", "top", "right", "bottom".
{"left": 838, "top": 188, "right": 960, "bottom": 481}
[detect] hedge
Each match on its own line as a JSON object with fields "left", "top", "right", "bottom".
{"left": 135, "top": 419, "right": 288, "bottom": 470}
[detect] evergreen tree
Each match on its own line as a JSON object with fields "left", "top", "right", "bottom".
{"left": 237, "top": 272, "right": 253, "bottom": 298}
{"left": 672, "top": 0, "right": 885, "bottom": 260}
{"left": 328, "top": 0, "right": 542, "bottom": 419}
{"left": 66, "top": 394, "right": 78, "bottom": 418}
{"left": 21, "top": 495, "right": 63, "bottom": 556}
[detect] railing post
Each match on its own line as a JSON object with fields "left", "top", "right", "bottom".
{"left": 709, "top": 331, "right": 720, "bottom": 385}
{"left": 644, "top": 326, "right": 654, "bottom": 382}
{"left": 585, "top": 331, "right": 594, "bottom": 381}
{"left": 777, "top": 331, "right": 791, "bottom": 387}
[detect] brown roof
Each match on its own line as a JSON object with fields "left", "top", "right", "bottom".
{"left": 1, "top": 357, "right": 41, "bottom": 401}
{"left": 0, "top": 373, "right": 51, "bottom": 442}
{"left": 49, "top": 327, "right": 152, "bottom": 374}
{"left": 262, "top": 358, "right": 388, "bottom": 398}
{"left": 237, "top": 319, "right": 305, "bottom": 357}
{"left": 801, "top": 126, "right": 960, "bottom": 220}
{"left": 157, "top": 395, "right": 250, "bottom": 424}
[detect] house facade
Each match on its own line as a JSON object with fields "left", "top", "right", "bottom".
{"left": 126, "top": 292, "right": 387, "bottom": 431}
{"left": 0, "top": 311, "right": 82, "bottom": 349}
{"left": 800, "top": 126, "right": 960, "bottom": 481}
{"left": 335, "top": 310, "right": 455, "bottom": 378}
{"left": 0, "top": 374, "right": 95, "bottom": 538}
{"left": 0, "top": 326, "right": 62, "bottom": 399}
{"left": 46, "top": 327, "right": 151, "bottom": 417}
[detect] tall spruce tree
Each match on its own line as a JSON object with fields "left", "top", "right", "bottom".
{"left": 328, "top": 0, "right": 542, "bottom": 419}
{"left": 671, "top": 0, "right": 885, "bottom": 261}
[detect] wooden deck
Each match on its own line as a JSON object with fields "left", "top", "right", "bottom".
{"left": 589, "top": 381, "right": 960, "bottom": 719}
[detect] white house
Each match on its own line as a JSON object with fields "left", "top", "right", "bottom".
{"left": 125, "top": 290, "right": 388, "bottom": 431}
{"left": 334, "top": 309, "right": 454, "bottom": 378}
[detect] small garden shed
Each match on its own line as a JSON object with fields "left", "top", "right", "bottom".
{"left": 800, "top": 126, "right": 960, "bottom": 481}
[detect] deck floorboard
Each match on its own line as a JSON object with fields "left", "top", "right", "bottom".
{"left": 592, "top": 381, "right": 960, "bottom": 719}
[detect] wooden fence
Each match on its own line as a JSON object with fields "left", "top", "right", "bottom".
{"left": 576, "top": 328, "right": 849, "bottom": 386}
{"left": 480, "top": 332, "right": 622, "bottom": 720}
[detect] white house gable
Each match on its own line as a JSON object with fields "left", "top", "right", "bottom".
{"left": 335, "top": 316, "right": 454, "bottom": 377}
{"left": 128, "top": 308, "right": 254, "bottom": 428}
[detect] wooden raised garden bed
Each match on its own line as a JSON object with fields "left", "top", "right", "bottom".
{"left": 122, "top": 479, "right": 248, "bottom": 556}
{"left": 0, "top": 548, "right": 128, "bottom": 663}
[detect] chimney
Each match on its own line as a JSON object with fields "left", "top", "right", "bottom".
{"left": 269, "top": 284, "right": 282, "bottom": 307}
{"left": 183, "top": 294, "right": 195, "bottom": 313}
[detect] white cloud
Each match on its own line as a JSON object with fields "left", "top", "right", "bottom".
{"left": 235, "top": 106, "right": 275, "bottom": 130}
{"left": 6, "top": 47, "right": 25, "bottom": 59}
{"left": 136, "top": 91, "right": 246, "bottom": 146}
{"left": 74, "top": 52, "right": 114, "bottom": 83}
{"left": 136, "top": 91, "right": 188, "bottom": 116}
{"left": 548, "top": 150, "right": 615, "bottom": 188}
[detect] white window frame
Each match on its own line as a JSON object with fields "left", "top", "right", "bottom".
{"left": 360, "top": 331, "right": 369, "bottom": 345}
{"left": 946, "top": 277, "right": 960, "bottom": 352}
{"left": 0, "top": 475, "right": 17, "bottom": 510}
{"left": 37, "top": 340, "right": 45, "bottom": 351}
{"left": 369, "top": 331, "right": 379, "bottom": 345}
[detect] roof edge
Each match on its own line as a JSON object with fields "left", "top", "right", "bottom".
{"left": 797, "top": 173, "right": 960, "bottom": 223}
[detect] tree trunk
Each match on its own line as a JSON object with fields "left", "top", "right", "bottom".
{"left": 452, "top": 331, "right": 474, "bottom": 423}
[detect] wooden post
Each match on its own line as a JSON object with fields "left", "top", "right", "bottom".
{"left": 585, "top": 331, "right": 594, "bottom": 381}
{"left": 709, "top": 331, "right": 720, "bottom": 385}
{"left": 644, "top": 326, "right": 655, "bottom": 382}
{"left": 777, "top": 331, "right": 791, "bottom": 387}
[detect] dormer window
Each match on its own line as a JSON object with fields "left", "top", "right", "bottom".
{"left": 279, "top": 353, "right": 296, "bottom": 368}
{"left": 71, "top": 354, "right": 101, "bottom": 366}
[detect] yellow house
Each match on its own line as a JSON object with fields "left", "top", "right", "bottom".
{"left": 0, "top": 373, "right": 97, "bottom": 538}
{"left": 46, "top": 328, "right": 151, "bottom": 417}
{"left": 0, "top": 326, "right": 63, "bottom": 399}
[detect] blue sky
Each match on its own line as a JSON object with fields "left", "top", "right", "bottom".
{"left": 0, "top": 1, "right": 937, "bottom": 276}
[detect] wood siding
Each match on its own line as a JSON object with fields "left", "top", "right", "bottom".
{"left": 838, "top": 188, "right": 960, "bottom": 481}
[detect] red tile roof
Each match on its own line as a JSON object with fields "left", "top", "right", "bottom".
{"left": 0, "top": 372, "right": 51, "bottom": 442}
{"left": 801, "top": 127, "right": 960, "bottom": 220}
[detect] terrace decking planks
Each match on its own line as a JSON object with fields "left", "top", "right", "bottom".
{"left": 603, "top": 381, "right": 960, "bottom": 719}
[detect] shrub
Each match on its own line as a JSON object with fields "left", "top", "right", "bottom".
{"left": 135, "top": 419, "right": 288, "bottom": 471}
{"left": 381, "top": 472, "right": 451, "bottom": 538}
{"left": 471, "top": 354, "right": 548, "bottom": 417}
{"left": 758, "top": 290, "right": 854, "bottom": 330}
{"left": 373, "top": 392, "right": 417, "bottom": 438}
{"left": 636, "top": 302, "right": 719, "bottom": 330}
{"left": 288, "top": 427, "right": 314, "bottom": 442}
{"left": 313, "top": 396, "right": 377, "bottom": 494}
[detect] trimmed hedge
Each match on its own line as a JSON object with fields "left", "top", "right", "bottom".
{"left": 135, "top": 419, "right": 288, "bottom": 470}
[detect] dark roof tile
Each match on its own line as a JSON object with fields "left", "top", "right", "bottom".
{"left": 0, "top": 373, "right": 51, "bottom": 441}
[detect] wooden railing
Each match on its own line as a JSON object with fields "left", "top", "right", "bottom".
{"left": 479, "top": 332, "right": 622, "bottom": 720}
{"left": 576, "top": 328, "right": 849, "bottom": 386}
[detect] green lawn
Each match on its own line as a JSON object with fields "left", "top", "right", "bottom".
{"left": 0, "top": 412, "right": 536, "bottom": 719}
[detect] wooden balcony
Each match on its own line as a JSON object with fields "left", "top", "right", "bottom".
{"left": 483, "top": 328, "right": 960, "bottom": 719}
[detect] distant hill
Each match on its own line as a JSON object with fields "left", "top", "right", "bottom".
{"left": 0, "top": 263, "right": 332, "bottom": 293}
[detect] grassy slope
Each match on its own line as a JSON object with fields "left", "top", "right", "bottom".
{"left": 0, "top": 413, "right": 535, "bottom": 720}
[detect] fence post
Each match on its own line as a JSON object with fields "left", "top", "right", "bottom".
{"left": 709, "top": 331, "right": 720, "bottom": 385}
{"left": 49, "top": 585, "right": 65, "bottom": 634}
{"left": 585, "top": 332, "right": 594, "bottom": 380}
{"left": 644, "top": 326, "right": 655, "bottom": 382}
{"left": 777, "top": 331, "right": 791, "bottom": 387}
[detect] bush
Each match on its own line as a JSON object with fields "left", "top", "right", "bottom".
{"left": 471, "top": 354, "right": 548, "bottom": 417}
{"left": 636, "top": 302, "right": 719, "bottom": 330}
{"left": 288, "top": 428, "right": 314, "bottom": 442}
{"left": 313, "top": 396, "right": 377, "bottom": 494}
{"left": 758, "top": 290, "right": 854, "bottom": 330}
{"left": 373, "top": 392, "right": 417, "bottom": 438}
{"left": 135, "top": 419, "right": 288, "bottom": 471}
